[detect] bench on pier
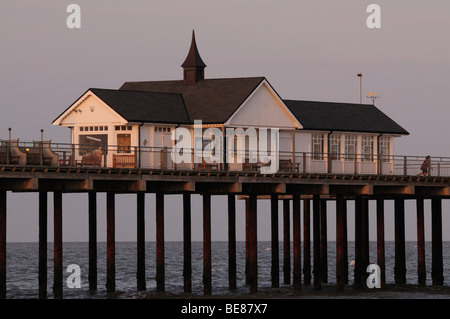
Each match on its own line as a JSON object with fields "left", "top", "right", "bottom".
{"left": 0, "top": 140, "right": 27, "bottom": 165}
{"left": 195, "top": 160, "right": 218, "bottom": 171}
{"left": 78, "top": 153, "right": 102, "bottom": 167}
{"left": 279, "top": 159, "right": 300, "bottom": 172}
{"left": 24, "top": 141, "right": 59, "bottom": 166}
{"left": 113, "top": 154, "right": 135, "bottom": 168}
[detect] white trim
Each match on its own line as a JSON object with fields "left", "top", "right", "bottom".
{"left": 224, "top": 79, "right": 303, "bottom": 129}
{"left": 52, "top": 90, "right": 128, "bottom": 126}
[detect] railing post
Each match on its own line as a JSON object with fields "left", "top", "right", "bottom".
{"left": 437, "top": 162, "right": 440, "bottom": 177}
{"left": 71, "top": 144, "right": 76, "bottom": 166}
{"left": 403, "top": 156, "right": 407, "bottom": 176}
{"left": 303, "top": 153, "right": 306, "bottom": 173}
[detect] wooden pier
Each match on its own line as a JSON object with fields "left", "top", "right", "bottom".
{"left": 1, "top": 164, "right": 450, "bottom": 298}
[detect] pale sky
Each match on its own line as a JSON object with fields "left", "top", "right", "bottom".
{"left": 1, "top": 1, "right": 450, "bottom": 243}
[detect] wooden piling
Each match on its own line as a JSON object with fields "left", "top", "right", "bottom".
{"left": 283, "top": 199, "right": 290, "bottom": 285}
{"left": 0, "top": 190, "right": 6, "bottom": 299}
{"left": 156, "top": 193, "right": 165, "bottom": 292}
{"left": 313, "top": 194, "right": 321, "bottom": 290}
{"left": 354, "top": 196, "right": 363, "bottom": 287}
{"left": 320, "top": 200, "right": 328, "bottom": 283}
{"left": 342, "top": 199, "right": 348, "bottom": 284}
{"left": 88, "top": 191, "right": 97, "bottom": 291}
{"left": 39, "top": 191, "right": 47, "bottom": 299}
{"left": 245, "top": 198, "right": 250, "bottom": 285}
{"left": 248, "top": 194, "right": 258, "bottom": 293}
{"left": 361, "top": 197, "right": 370, "bottom": 284}
{"left": 137, "top": 192, "right": 146, "bottom": 291}
{"left": 53, "top": 191, "right": 63, "bottom": 299}
{"left": 183, "top": 194, "right": 192, "bottom": 293}
{"left": 394, "top": 197, "right": 406, "bottom": 285}
{"left": 431, "top": 197, "right": 444, "bottom": 286}
{"left": 228, "top": 195, "right": 236, "bottom": 290}
{"left": 106, "top": 192, "right": 116, "bottom": 293}
{"left": 416, "top": 196, "right": 426, "bottom": 286}
{"left": 303, "top": 199, "right": 311, "bottom": 285}
{"left": 336, "top": 194, "right": 346, "bottom": 291}
{"left": 203, "top": 193, "right": 212, "bottom": 295}
{"left": 292, "top": 194, "right": 301, "bottom": 290}
{"left": 270, "top": 194, "right": 279, "bottom": 288}
{"left": 376, "top": 198, "right": 386, "bottom": 288}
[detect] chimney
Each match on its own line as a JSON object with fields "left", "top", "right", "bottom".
{"left": 181, "top": 30, "right": 206, "bottom": 85}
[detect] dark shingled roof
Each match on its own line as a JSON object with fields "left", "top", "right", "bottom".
{"left": 284, "top": 100, "right": 409, "bottom": 135}
{"left": 90, "top": 88, "right": 190, "bottom": 124}
{"left": 119, "top": 77, "right": 265, "bottom": 124}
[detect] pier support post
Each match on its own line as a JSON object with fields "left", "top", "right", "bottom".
{"left": 343, "top": 199, "right": 348, "bottom": 284}
{"left": 0, "top": 191, "right": 6, "bottom": 299}
{"left": 228, "top": 195, "right": 236, "bottom": 290}
{"left": 53, "top": 191, "right": 63, "bottom": 299}
{"left": 88, "top": 192, "right": 97, "bottom": 291}
{"left": 361, "top": 197, "right": 370, "bottom": 284}
{"left": 248, "top": 194, "right": 258, "bottom": 293}
{"left": 354, "top": 196, "right": 363, "bottom": 287}
{"left": 183, "top": 194, "right": 192, "bottom": 293}
{"left": 320, "top": 200, "right": 328, "bottom": 283}
{"left": 39, "top": 191, "right": 47, "bottom": 299}
{"left": 394, "top": 197, "right": 406, "bottom": 285}
{"left": 336, "top": 194, "right": 346, "bottom": 291}
{"left": 303, "top": 199, "right": 311, "bottom": 285}
{"left": 431, "top": 197, "right": 444, "bottom": 286}
{"left": 106, "top": 192, "right": 115, "bottom": 293}
{"left": 416, "top": 196, "right": 426, "bottom": 286}
{"left": 283, "top": 199, "right": 290, "bottom": 285}
{"left": 137, "top": 193, "right": 146, "bottom": 291}
{"left": 292, "top": 194, "right": 301, "bottom": 290}
{"left": 313, "top": 194, "right": 321, "bottom": 290}
{"left": 376, "top": 198, "right": 386, "bottom": 289}
{"left": 270, "top": 194, "right": 279, "bottom": 288}
{"left": 203, "top": 193, "right": 212, "bottom": 295}
{"left": 156, "top": 193, "right": 165, "bottom": 292}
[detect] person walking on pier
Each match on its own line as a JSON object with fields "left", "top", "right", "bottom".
{"left": 418, "top": 156, "right": 433, "bottom": 176}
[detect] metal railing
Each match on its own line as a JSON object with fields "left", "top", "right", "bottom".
{"left": 0, "top": 140, "right": 448, "bottom": 177}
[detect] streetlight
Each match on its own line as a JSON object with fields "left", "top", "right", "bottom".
{"left": 357, "top": 73, "right": 363, "bottom": 104}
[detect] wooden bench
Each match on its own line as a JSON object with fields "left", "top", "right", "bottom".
{"left": 195, "top": 160, "right": 219, "bottom": 171}
{"left": 279, "top": 159, "right": 300, "bottom": 172}
{"left": 113, "top": 154, "right": 135, "bottom": 168}
{"left": 78, "top": 155, "right": 102, "bottom": 167}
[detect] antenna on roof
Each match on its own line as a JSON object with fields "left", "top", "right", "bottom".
{"left": 366, "top": 92, "right": 381, "bottom": 105}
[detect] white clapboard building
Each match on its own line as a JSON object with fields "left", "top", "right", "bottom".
{"left": 52, "top": 31, "right": 408, "bottom": 174}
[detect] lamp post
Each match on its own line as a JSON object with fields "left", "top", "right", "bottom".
{"left": 6, "top": 128, "right": 11, "bottom": 165}
{"left": 40, "top": 129, "right": 44, "bottom": 166}
{"left": 357, "top": 73, "right": 363, "bottom": 104}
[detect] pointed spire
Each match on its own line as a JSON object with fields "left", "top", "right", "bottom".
{"left": 182, "top": 30, "right": 206, "bottom": 85}
{"left": 181, "top": 30, "right": 206, "bottom": 68}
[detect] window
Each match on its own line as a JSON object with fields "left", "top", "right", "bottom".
{"left": 361, "top": 136, "right": 374, "bottom": 161}
{"left": 329, "top": 134, "right": 341, "bottom": 160}
{"left": 116, "top": 125, "right": 132, "bottom": 131}
{"left": 311, "top": 134, "right": 324, "bottom": 160}
{"left": 78, "top": 134, "right": 108, "bottom": 156}
{"left": 80, "top": 126, "right": 107, "bottom": 132}
{"left": 379, "top": 136, "right": 391, "bottom": 162}
{"left": 344, "top": 135, "right": 357, "bottom": 160}
{"left": 154, "top": 127, "right": 171, "bottom": 133}
{"left": 117, "top": 134, "right": 131, "bottom": 153}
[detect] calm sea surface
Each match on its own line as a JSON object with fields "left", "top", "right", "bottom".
{"left": 5, "top": 241, "right": 450, "bottom": 299}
